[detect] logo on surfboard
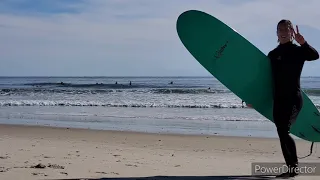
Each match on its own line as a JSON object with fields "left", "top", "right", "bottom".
{"left": 214, "top": 41, "right": 229, "bottom": 60}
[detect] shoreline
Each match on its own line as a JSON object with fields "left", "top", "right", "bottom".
{"left": 0, "top": 122, "right": 278, "bottom": 140}
{"left": 0, "top": 112, "right": 280, "bottom": 140}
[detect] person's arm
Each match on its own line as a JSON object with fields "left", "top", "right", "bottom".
{"left": 267, "top": 51, "right": 275, "bottom": 99}
{"left": 300, "top": 41, "right": 319, "bottom": 61}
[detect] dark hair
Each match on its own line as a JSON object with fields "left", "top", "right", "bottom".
{"left": 277, "top": 19, "right": 293, "bottom": 30}
{"left": 277, "top": 19, "right": 294, "bottom": 42}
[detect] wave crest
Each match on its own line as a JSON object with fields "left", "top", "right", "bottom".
{"left": 0, "top": 100, "right": 245, "bottom": 108}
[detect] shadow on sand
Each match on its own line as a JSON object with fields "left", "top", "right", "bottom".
{"left": 53, "top": 175, "right": 279, "bottom": 180}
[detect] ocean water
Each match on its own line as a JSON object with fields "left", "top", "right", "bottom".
{"left": 1, "top": 76, "right": 320, "bottom": 138}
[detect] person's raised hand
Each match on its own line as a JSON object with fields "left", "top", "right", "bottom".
{"left": 292, "top": 25, "right": 306, "bottom": 45}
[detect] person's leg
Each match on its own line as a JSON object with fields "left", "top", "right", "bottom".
{"left": 276, "top": 125, "right": 298, "bottom": 167}
{"left": 273, "top": 94, "right": 302, "bottom": 177}
{"left": 274, "top": 121, "right": 299, "bottom": 177}
{"left": 285, "top": 92, "right": 303, "bottom": 167}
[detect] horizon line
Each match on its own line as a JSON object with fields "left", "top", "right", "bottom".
{"left": 0, "top": 75, "right": 319, "bottom": 78}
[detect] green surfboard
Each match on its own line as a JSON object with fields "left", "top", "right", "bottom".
{"left": 176, "top": 10, "right": 320, "bottom": 142}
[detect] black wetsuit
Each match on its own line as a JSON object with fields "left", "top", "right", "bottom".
{"left": 268, "top": 41, "right": 319, "bottom": 169}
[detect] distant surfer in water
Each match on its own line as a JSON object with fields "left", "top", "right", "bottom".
{"left": 241, "top": 100, "right": 252, "bottom": 108}
{"left": 268, "top": 19, "right": 319, "bottom": 177}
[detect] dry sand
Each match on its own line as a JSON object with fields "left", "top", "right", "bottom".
{"left": 0, "top": 124, "right": 320, "bottom": 180}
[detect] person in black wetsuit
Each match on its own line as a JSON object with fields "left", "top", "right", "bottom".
{"left": 268, "top": 19, "right": 319, "bottom": 177}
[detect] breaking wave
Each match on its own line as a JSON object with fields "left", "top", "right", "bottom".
{"left": 0, "top": 100, "right": 246, "bottom": 108}
{"left": 1, "top": 100, "right": 319, "bottom": 109}
{"left": 0, "top": 88, "right": 229, "bottom": 95}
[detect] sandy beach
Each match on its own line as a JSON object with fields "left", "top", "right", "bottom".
{"left": 0, "top": 124, "right": 320, "bottom": 180}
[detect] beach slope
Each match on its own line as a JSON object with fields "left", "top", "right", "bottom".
{"left": 0, "top": 124, "right": 319, "bottom": 180}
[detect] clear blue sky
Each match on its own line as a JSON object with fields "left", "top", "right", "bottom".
{"left": 1, "top": 0, "right": 320, "bottom": 76}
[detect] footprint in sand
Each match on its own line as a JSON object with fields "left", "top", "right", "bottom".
{"left": 0, "top": 167, "right": 9, "bottom": 172}
{"left": 60, "top": 172, "right": 68, "bottom": 175}
{"left": 95, "top": 172, "right": 119, "bottom": 175}
{"left": 32, "top": 172, "right": 47, "bottom": 176}
{"left": 30, "top": 163, "right": 46, "bottom": 169}
{"left": 48, "top": 164, "right": 65, "bottom": 169}
{"left": 30, "top": 163, "right": 65, "bottom": 170}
